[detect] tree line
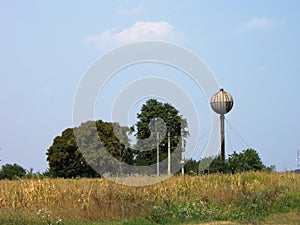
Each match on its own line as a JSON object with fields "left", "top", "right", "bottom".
{"left": 184, "top": 149, "right": 275, "bottom": 175}
{"left": 0, "top": 99, "right": 275, "bottom": 179}
{"left": 0, "top": 148, "right": 274, "bottom": 180}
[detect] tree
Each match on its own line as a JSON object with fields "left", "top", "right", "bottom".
{"left": 0, "top": 163, "right": 26, "bottom": 180}
{"left": 184, "top": 159, "right": 199, "bottom": 175}
{"left": 199, "top": 149, "right": 266, "bottom": 174}
{"left": 46, "top": 120, "right": 133, "bottom": 178}
{"left": 227, "top": 148, "right": 265, "bottom": 173}
{"left": 134, "top": 99, "right": 188, "bottom": 170}
{"left": 46, "top": 128, "right": 96, "bottom": 178}
{"left": 205, "top": 157, "right": 228, "bottom": 173}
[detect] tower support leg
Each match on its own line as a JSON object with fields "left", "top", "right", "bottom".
{"left": 220, "top": 114, "right": 225, "bottom": 161}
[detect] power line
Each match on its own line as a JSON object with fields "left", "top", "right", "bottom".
{"left": 190, "top": 119, "right": 219, "bottom": 160}
{"left": 198, "top": 119, "right": 219, "bottom": 140}
{"left": 225, "top": 118, "right": 250, "bottom": 149}
{"left": 226, "top": 131, "right": 234, "bottom": 153}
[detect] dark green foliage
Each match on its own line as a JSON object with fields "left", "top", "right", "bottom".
{"left": 46, "top": 99, "right": 187, "bottom": 178}
{"left": 46, "top": 128, "right": 96, "bottom": 178}
{"left": 134, "top": 99, "right": 188, "bottom": 167}
{"left": 184, "top": 159, "right": 199, "bottom": 175}
{"left": 46, "top": 120, "right": 133, "bottom": 178}
{"left": 206, "top": 157, "right": 228, "bottom": 173}
{"left": 227, "top": 149, "right": 265, "bottom": 173}
{"left": 199, "top": 148, "right": 266, "bottom": 174}
{"left": 0, "top": 163, "right": 26, "bottom": 180}
{"left": 174, "top": 149, "right": 266, "bottom": 175}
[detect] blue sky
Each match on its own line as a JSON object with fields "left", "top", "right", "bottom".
{"left": 1, "top": 1, "right": 300, "bottom": 172}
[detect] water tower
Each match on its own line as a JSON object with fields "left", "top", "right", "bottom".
{"left": 210, "top": 88, "right": 234, "bottom": 161}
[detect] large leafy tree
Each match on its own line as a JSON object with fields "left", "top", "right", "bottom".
{"left": 46, "top": 128, "right": 97, "bottom": 178}
{"left": 46, "top": 120, "right": 133, "bottom": 178}
{"left": 134, "top": 99, "right": 188, "bottom": 168}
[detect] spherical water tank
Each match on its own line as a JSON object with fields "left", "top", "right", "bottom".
{"left": 210, "top": 88, "right": 233, "bottom": 115}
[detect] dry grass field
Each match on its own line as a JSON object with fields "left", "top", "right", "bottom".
{"left": 0, "top": 172, "right": 299, "bottom": 224}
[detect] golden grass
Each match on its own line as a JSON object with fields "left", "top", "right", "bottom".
{"left": 262, "top": 209, "right": 300, "bottom": 225}
{"left": 0, "top": 172, "right": 299, "bottom": 223}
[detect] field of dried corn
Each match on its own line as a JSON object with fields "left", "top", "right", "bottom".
{"left": 0, "top": 172, "right": 299, "bottom": 224}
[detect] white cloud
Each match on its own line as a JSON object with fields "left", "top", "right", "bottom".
{"left": 116, "top": 5, "right": 144, "bottom": 16}
{"left": 85, "top": 21, "right": 177, "bottom": 50}
{"left": 239, "top": 18, "right": 284, "bottom": 31}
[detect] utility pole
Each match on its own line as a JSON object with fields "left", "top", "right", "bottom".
{"left": 181, "top": 130, "right": 184, "bottom": 176}
{"left": 157, "top": 132, "right": 160, "bottom": 176}
{"left": 167, "top": 131, "right": 171, "bottom": 175}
